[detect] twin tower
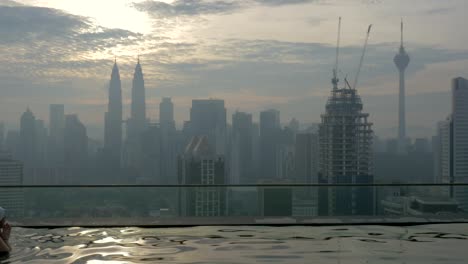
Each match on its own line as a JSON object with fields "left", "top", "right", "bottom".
{"left": 104, "top": 58, "right": 146, "bottom": 166}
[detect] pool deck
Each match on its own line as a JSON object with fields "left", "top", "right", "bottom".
{"left": 9, "top": 215, "right": 468, "bottom": 228}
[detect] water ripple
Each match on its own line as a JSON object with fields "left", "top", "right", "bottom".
{"left": 4, "top": 224, "right": 468, "bottom": 263}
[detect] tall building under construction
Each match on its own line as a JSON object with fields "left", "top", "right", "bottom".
{"left": 318, "top": 20, "right": 374, "bottom": 216}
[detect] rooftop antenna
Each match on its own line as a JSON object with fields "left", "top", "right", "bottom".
{"left": 352, "top": 24, "right": 372, "bottom": 90}
{"left": 400, "top": 18, "right": 404, "bottom": 47}
{"left": 332, "top": 17, "right": 342, "bottom": 90}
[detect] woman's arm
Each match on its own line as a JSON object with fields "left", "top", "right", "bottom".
{"left": 1, "top": 223, "right": 11, "bottom": 241}
{"left": 0, "top": 237, "right": 10, "bottom": 252}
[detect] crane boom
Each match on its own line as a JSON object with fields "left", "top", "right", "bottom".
{"left": 352, "top": 24, "right": 372, "bottom": 90}
{"left": 332, "top": 17, "right": 341, "bottom": 90}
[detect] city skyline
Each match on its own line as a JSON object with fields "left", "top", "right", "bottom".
{"left": 1, "top": 0, "right": 468, "bottom": 138}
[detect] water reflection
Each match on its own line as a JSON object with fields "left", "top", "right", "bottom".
{"left": 5, "top": 224, "right": 468, "bottom": 263}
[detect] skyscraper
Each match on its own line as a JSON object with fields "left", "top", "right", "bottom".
{"left": 128, "top": 57, "right": 146, "bottom": 140}
{"left": 178, "top": 136, "right": 226, "bottom": 216}
{"left": 394, "top": 21, "right": 410, "bottom": 154}
{"left": 34, "top": 119, "right": 47, "bottom": 167}
{"left": 160, "top": 97, "right": 175, "bottom": 128}
{"left": 160, "top": 97, "right": 179, "bottom": 183}
{"left": 231, "top": 111, "right": 253, "bottom": 184}
{"left": 19, "top": 108, "right": 36, "bottom": 170}
{"left": 48, "top": 104, "right": 65, "bottom": 166}
{"left": 64, "top": 114, "right": 88, "bottom": 168}
{"left": 295, "top": 133, "right": 319, "bottom": 184}
{"left": 104, "top": 60, "right": 123, "bottom": 167}
{"left": 318, "top": 84, "right": 374, "bottom": 216}
{"left": 0, "top": 122, "right": 4, "bottom": 150}
{"left": 259, "top": 109, "right": 281, "bottom": 180}
{"left": 125, "top": 58, "right": 147, "bottom": 170}
{"left": 0, "top": 151, "right": 24, "bottom": 217}
{"left": 452, "top": 77, "right": 468, "bottom": 210}
{"left": 139, "top": 123, "right": 162, "bottom": 183}
{"left": 189, "top": 99, "right": 226, "bottom": 155}
{"left": 434, "top": 118, "right": 452, "bottom": 185}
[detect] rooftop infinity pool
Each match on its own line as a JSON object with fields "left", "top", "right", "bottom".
{"left": 4, "top": 224, "right": 468, "bottom": 263}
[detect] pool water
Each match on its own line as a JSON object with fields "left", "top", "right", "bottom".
{"left": 4, "top": 224, "right": 468, "bottom": 263}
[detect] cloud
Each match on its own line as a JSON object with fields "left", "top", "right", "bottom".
{"left": 133, "top": 0, "right": 241, "bottom": 17}
{"left": 254, "top": 0, "right": 317, "bottom": 6}
{"left": 0, "top": 4, "right": 144, "bottom": 83}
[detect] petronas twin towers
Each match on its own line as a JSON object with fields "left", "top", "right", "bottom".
{"left": 104, "top": 58, "right": 146, "bottom": 167}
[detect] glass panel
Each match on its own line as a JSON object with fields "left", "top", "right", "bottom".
{"left": 1, "top": 184, "right": 466, "bottom": 227}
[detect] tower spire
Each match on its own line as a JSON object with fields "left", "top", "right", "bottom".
{"left": 394, "top": 19, "right": 410, "bottom": 154}
{"left": 400, "top": 19, "right": 404, "bottom": 47}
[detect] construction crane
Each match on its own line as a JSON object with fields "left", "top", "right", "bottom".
{"left": 332, "top": 17, "right": 342, "bottom": 90}
{"left": 352, "top": 24, "right": 372, "bottom": 90}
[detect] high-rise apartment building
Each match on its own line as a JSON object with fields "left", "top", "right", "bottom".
{"left": 452, "top": 77, "right": 468, "bottom": 210}
{"left": 0, "top": 151, "right": 24, "bottom": 217}
{"left": 178, "top": 136, "right": 226, "bottom": 216}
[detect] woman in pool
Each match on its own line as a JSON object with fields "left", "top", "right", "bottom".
{"left": 0, "top": 207, "right": 11, "bottom": 254}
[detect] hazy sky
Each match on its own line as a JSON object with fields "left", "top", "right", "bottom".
{"left": 0, "top": 0, "right": 467, "bottom": 139}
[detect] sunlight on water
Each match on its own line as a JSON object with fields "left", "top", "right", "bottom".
{"left": 4, "top": 224, "right": 468, "bottom": 263}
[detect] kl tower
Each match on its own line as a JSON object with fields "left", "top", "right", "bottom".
{"left": 394, "top": 20, "right": 410, "bottom": 154}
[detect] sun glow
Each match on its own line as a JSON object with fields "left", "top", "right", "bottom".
{"left": 16, "top": 0, "right": 157, "bottom": 34}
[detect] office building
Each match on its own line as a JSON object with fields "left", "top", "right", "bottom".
{"left": 19, "top": 108, "right": 36, "bottom": 170}
{"left": 64, "top": 114, "right": 88, "bottom": 168}
{"left": 104, "top": 60, "right": 123, "bottom": 167}
{"left": 48, "top": 104, "right": 65, "bottom": 166}
{"left": 259, "top": 109, "right": 281, "bottom": 180}
{"left": 230, "top": 112, "right": 253, "bottom": 184}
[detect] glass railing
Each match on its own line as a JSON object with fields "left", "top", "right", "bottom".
{"left": 1, "top": 183, "right": 467, "bottom": 226}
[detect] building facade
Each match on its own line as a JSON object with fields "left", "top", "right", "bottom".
{"left": 189, "top": 100, "right": 227, "bottom": 156}
{"left": 104, "top": 61, "right": 123, "bottom": 167}
{"left": 178, "top": 136, "right": 225, "bottom": 217}
{"left": 318, "top": 86, "right": 374, "bottom": 216}
{"left": 0, "top": 151, "right": 24, "bottom": 217}
{"left": 452, "top": 77, "right": 468, "bottom": 210}
{"left": 259, "top": 109, "right": 281, "bottom": 181}
{"left": 230, "top": 112, "right": 253, "bottom": 184}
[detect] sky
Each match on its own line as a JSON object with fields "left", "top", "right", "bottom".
{"left": 0, "top": 0, "right": 467, "bottom": 140}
